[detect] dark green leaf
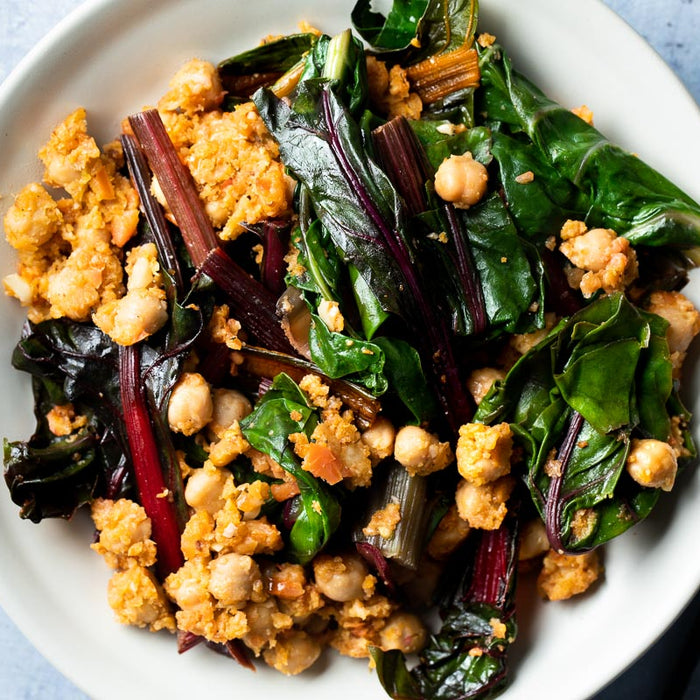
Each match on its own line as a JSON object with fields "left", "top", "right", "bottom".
{"left": 240, "top": 374, "right": 341, "bottom": 563}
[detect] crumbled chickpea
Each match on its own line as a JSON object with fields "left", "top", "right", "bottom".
{"left": 157, "top": 57, "right": 224, "bottom": 115}
{"left": 90, "top": 498, "right": 157, "bottom": 570}
{"left": 646, "top": 290, "right": 700, "bottom": 378}
{"left": 167, "top": 372, "right": 213, "bottom": 436}
{"left": 626, "top": 438, "right": 678, "bottom": 491}
{"left": 3, "top": 182, "right": 62, "bottom": 252}
{"left": 455, "top": 476, "right": 516, "bottom": 530}
{"left": 466, "top": 367, "right": 505, "bottom": 405}
{"left": 107, "top": 564, "right": 175, "bottom": 632}
{"left": 208, "top": 422, "right": 250, "bottom": 468}
{"left": 393, "top": 425, "right": 453, "bottom": 476}
{"left": 317, "top": 299, "right": 345, "bottom": 333}
{"left": 559, "top": 224, "right": 638, "bottom": 298}
{"left": 571, "top": 104, "right": 594, "bottom": 125}
{"left": 456, "top": 422, "right": 513, "bottom": 486}
{"left": 46, "top": 403, "right": 87, "bottom": 436}
{"left": 434, "top": 152, "right": 488, "bottom": 209}
{"left": 312, "top": 553, "right": 369, "bottom": 602}
{"left": 264, "top": 562, "right": 307, "bottom": 600}
{"left": 537, "top": 549, "right": 602, "bottom": 601}
{"left": 378, "top": 612, "right": 427, "bottom": 654}
{"left": 365, "top": 56, "right": 423, "bottom": 120}
{"left": 361, "top": 416, "right": 396, "bottom": 464}
{"left": 362, "top": 502, "right": 401, "bottom": 539}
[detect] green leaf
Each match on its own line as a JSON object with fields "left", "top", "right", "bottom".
{"left": 352, "top": 0, "right": 479, "bottom": 62}
{"left": 373, "top": 336, "right": 438, "bottom": 424}
{"left": 479, "top": 45, "right": 700, "bottom": 248}
{"left": 476, "top": 293, "right": 680, "bottom": 550}
{"left": 308, "top": 314, "right": 388, "bottom": 395}
{"left": 240, "top": 374, "right": 341, "bottom": 563}
{"left": 349, "top": 263, "right": 390, "bottom": 339}
{"left": 218, "top": 33, "right": 316, "bottom": 76}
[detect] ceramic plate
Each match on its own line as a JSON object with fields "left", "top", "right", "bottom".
{"left": 1, "top": 1, "right": 699, "bottom": 698}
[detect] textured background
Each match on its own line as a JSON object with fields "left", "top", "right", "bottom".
{"left": 0, "top": 1, "right": 699, "bottom": 698}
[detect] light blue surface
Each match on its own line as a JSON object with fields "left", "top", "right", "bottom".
{"left": 0, "top": 1, "right": 699, "bottom": 698}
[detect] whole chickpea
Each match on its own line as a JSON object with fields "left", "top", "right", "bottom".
{"left": 208, "top": 388, "right": 252, "bottom": 438}
{"left": 167, "top": 372, "right": 213, "bottom": 436}
{"left": 626, "top": 438, "right": 678, "bottom": 491}
{"left": 263, "top": 630, "right": 322, "bottom": 675}
{"left": 361, "top": 416, "right": 396, "bottom": 464}
{"left": 312, "top": 553, "right": 368, "bottom": 602}
{"left": 184, "top": 463, "right": 228, "bottom": 514}
{"left": 208, "top": 552, "right": 263, "bottom": 606}
{"left": 434, "top": 152, "right": 489, "bottom": 209}
{"left": 379, "top": 612, "right": 427, "bottom": 654}
{"left": 394, "top": 425, "right": 453, "bottom": 476}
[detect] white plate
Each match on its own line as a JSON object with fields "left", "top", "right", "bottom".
{"left": 1, "top": 1, "right": 699, "bottom": 699}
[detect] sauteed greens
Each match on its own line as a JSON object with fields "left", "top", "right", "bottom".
{"left": 3, "top": 1, "right": 699, "bottom": 698}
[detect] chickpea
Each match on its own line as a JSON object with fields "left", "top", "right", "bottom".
{"left": 456, "top": 422, "right": 512, "bottom": 486}
{"left": 537, "top": 549, "right": 602, "bottom": 601}
{"left": 434, "top": 152, "right": 488, "bottom": 209}
{"left": 317, "top": 299, "right": 345, "bottom": 333}
{"left": 518, "top": 518, "right": 549, "bottom": 561}
{"left": 379, "top": 612, "right": 427, "bottom": 654}
{"left": 167, "top": 372, "right": 213, "bottom": 436}
{"left": 263, "top": 630, "right": 322, "bottom": 675}
{"left": 184, "top": 463, "right": 228, "bottom": 514}
{"left": 242, "top": 599, "right": 287, "bottom": 655}
{"left": 427, "top": 504, "right": 471, "bottom": 560}
{"left": 626, "top": 438, "right": 678, "bottom": 491}
{"left": 560, "top": 228, "right": 617, "bottom": 272}
{"left": 4, "top": 182, "right": 61, "bottom": 252}
{"left": 394, "top": 425, "right": 453, "bottom": 476}
{"left": 455, "top": 476, "right": 515, "bottom": 530}
{"left": 107, "top": 288, "right": 168, "bottom": 345}
{"left": 313, "top": 553, "right": 368, "bottom": 602}
{"left": 158, "top": 58, "right": 223, "bottom": 114}
{"left": 361, "top": 416, "right": 396, "bottom": 464}
{"left": 207, "top": 388, "right": 252, "bottom": 439}
{"left": 466, "top": 367, "right": 505, "bottom": 405}
{"left": 208, "top": 552, "right": 263, "bottom": 606}
{"left": 647, "top": 291, "right": 700, "bottom": 376}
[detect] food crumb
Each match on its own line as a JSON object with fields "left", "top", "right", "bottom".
{"left": 515, "top": 170, "right": 535, "bottom": 184}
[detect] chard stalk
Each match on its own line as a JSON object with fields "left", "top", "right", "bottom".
{"left": 544, "top": 410, "right": 585, "bottom": 553}
{"left": 406, "top": 44, "right": 481, "bottom": 104}
{"left": 128, "top": 109, "right": 295, "bottom": 354}
{"left": 353, "top": 461, "right": 429, "bottom": 570}
{"left": 119, "top": 344, "right": 184, "bottom": 578}
{"left": 120, "top": 133, "right": 185, "bottom": 295}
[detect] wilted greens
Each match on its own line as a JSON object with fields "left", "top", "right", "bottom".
{"left": 3, "top": 0, "right": 700, "bottom": 698}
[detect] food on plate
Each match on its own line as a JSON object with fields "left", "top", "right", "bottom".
{"left": 3, "top": 1, "right": 700, "bottom": 698}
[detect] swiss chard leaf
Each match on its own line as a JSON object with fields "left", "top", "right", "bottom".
{"left": 218, "top": 33, "right": 316, "bottom": 76}
{"left": 4, "top": 320, "right": 129, "bottom": 520}
{"left": 254, "top": 82, "right": 410, "bottom": 320}
{"left": 373, "top": 336, "right": 438, "bottom": 425}
{"left": 308, "top": 314, "right": 388, "bottom": 395}
{"left": 479, "top": 45, "right": 700, "bottom": 248}
{"left": 352, "top": 0, "right": 479, "bottom": 62}
{"left": 240, "top": 373, "right": 341, "bottom": 563}
{"left": 373, "top": 517, "right": 518, "bottom": 700}
{"left": 476, "top": 293, "right": 681, "bottom": 551}
{"left": 490, "top": 131, "right": 589, "bottom": 244}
